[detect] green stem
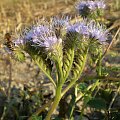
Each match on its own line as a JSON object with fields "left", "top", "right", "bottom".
{"left": 45, "top": 54, "right": 63, "bottom": 120}
{"left": 61, "top": 79, "right": 75, "bottom": 97}
{"left": 45, "top": 84, "right": 62, "bottom": 120}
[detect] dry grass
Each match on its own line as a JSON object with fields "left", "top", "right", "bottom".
{"left": 0, "top": 0, "right": 75, "bottom": 36}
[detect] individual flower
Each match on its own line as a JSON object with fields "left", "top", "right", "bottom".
{"left": 14, "top": 38, "right": 25, "bottom": 47}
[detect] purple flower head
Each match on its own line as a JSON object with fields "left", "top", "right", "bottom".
{"left": 75, "top": 22, "right": 89, "bottom": 36}
{"left": 14, "top": 19, "right": 63, "bottom": 54}
{"left": 27, "top": 25, "right": 63, "bottom": 53}
{"left": 14, "top": 25, "right": 52, "bottom": 47}
{"left": 76, "top": 1, "right": 88, "bottom": 10}
{"left": 51, "top": 16, "right": 70, "bottom": 38}
{"left": 88, "top": 21, "right": 108, "bottom": 42}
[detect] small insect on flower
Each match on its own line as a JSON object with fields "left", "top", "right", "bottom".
{"left": 4, "top": 33, "right": 15, "bottom": 52}
{"left": 4, "top": 33, "right": 25, "bottom": 61}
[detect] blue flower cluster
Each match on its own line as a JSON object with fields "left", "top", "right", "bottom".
{"left": 15, "top": 19, "right": 109, "bottom": 52}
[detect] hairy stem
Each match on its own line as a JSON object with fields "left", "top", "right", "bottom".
{"left": 45, "top": 84, "right": 62, "bottom": 120}
{"left": 45, "top": 55, "right": 63, "bottom": 120}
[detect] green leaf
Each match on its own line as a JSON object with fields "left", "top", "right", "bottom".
{"left": 87, "top": 98, "right": 106, "bottom": 110}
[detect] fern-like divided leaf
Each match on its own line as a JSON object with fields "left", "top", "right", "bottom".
{"left": 63, "top": 48, "right": 74, "bottom": 81}
{"left": 72, "top": 42, "right": 88, "bottom": 80}
{"left": 63, "top": 33, "right": 76, "bottom": 82}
